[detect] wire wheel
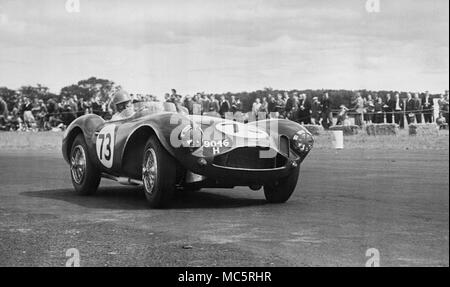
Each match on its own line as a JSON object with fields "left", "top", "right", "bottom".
{"left": 142, "top": 148, "right": 158, "bottom": 195}
{"left": 70, "top": 145, "right": 86, "bottom": 185}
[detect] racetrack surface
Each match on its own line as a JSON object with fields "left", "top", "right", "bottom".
{"left": 0, "top": 148, "right": 448, "bottom": 266}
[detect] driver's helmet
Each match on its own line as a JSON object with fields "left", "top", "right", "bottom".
{"left": 111, "top": 90, "right": 131, "bottom": 113}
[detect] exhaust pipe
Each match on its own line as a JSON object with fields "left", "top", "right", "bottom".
{"left": 101, "top": 173, "right": 143, "bottom": 186}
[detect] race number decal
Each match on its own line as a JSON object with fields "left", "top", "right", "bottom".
{"left": 96, "top": 124, "right": 115, "bottom": 168}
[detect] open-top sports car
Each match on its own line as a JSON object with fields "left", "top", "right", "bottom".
{"left": 62, "top": 102, "right": 314, "bottom": 208}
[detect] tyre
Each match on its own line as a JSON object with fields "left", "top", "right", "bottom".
{"left": 70, "top": 134, "right": 101, "bottom": 195}
{"left": 263, "top": 166, "right": 300, "bottom": 203}
{"left": 142, "top": 136, "right": 176, "bottom": 208}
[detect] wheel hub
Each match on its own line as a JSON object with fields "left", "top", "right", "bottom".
{"left": 142, "top": 148, "right": 157, "bottom": 194}
{"left": 70, "top": 145, "right": 86, "bottom": 184}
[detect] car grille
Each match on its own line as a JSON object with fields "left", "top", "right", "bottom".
{"left": 213, "top": 147, "right": 287, "bottom": 169}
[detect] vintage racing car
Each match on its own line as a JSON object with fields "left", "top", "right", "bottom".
{"left": 62, "top": 102, "right": 314, "bottom": 208}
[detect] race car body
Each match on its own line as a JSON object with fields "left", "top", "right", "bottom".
{"left": 62, "top": 102, "right": 314, "bottom": 208}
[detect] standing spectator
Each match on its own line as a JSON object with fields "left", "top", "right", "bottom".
{"left": 385, "top": 93, "right": 395, "bottom": 124}
{"left": 321, "top": 92, "right": 333, "bottom": 129}
{"left": 413, "top": 93, "right": 422, "bottom": 123}
{"left": 170, "top": 89, "right": 179, "bottom": 102}
{"left": 91, "top": 96, "right": 102, "bottom": 116}
{"left": 259, "top": 97, "right": 268, "bottom": 118}
{"left": 252, "top": 98, "right": 261, "bottom": 120}
{"left": 271, "top": 94, "right": 283, "bottom": 117}
{"left": 192, "top": 94, "right": 202, "bottom": 115}
{"left": 440, "top": 91, "right": 449, "bottom": 124}
{"left": 208, "top": 95, "right": 219, "bottom": 113}
{"left": 0, "top": 96, "right": 8, "bottom": 119}
{"left": 267, "top": 94, "right": 276, "bottom": 113}
{"left": 353, "top": 92, "right": 365, "bottom": 127}
{"left": 183, "top": 94, "right": 194, "bottom": 114}
{"left": 69, "top": 97, "right": 78, "bottom": 118}
{"left": 201, "top": 94, "right": 210, "bottom": 114}
{"left": 336, "top": 105, "right": 349, "bottom": 125}
{"left": 298, "top": 94, "right": 311, "bottom": 124}
{"left": 230, "top": 96, "right": 239, "bottom": 113}
{"left": 285, "top": 93, "right": 299, "bottom": 121}
{"left": 393, "top": 93, "right": 404, "bottom": 127}
{"left": 35, "top": 99, "right": 47, "bottom": 130}
{"left": 0, "top": 96, "right": 8, "bottom": 128}
{"left": 218, "top": 95, "right": 230, "bottom": 117}
{"left": 22, "top": 97, "right": 35, "bottom": 129}
{"left": 422, "top": 91, "right": 433, "bottom": 123}
{"left": 364, "top": 94, "right": 374, "bottom": 124}
{"left": 405, "top": 93, "right": 415, "bottom": 125}
{"left": 373, "top": 97, "right": 384, "bottom": 124}
{"left": 164, "top": 93, "right": 172, "bottom": 103}
{"left": 310, "top": 97, "right": 321, "bottom": 125}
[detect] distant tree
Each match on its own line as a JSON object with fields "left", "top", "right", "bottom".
{"left": 60, "top": 77, "right": 120, "bottom": 102}
{"left": 0, "top": 87, "right": 17, "bottom": 110}
{"left": 18, "top": 84, "right": 57, "bottom": 102}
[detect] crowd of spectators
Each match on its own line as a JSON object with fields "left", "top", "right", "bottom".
{"left": 0, "top": 92, "right": 158, "bottom": 131}
{"left": 1, "top": 88, "right": 449, "bottom": 132}
{"left": 166, "top": 89, "right": 450, "bottom": 130}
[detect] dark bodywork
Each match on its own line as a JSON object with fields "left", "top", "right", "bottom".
{"left": 62, "top": 107, "right": 313, "bottom": 188}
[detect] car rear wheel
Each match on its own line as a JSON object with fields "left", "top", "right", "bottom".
{"left": 142, "top": 136, "right": 176, "bottom": 208}
{"left": 70, "top": 134, "right": 101, "bottom": 195}
{"left": 263, "top": 166, "right": 300, "bottom": 203}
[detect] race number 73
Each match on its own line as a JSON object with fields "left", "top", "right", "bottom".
{"left": 96, "top": 125, "right": 115, "bottom": 168}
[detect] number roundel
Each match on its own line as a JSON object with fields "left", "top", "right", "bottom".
{"left": 96, "top": 124, "right": 116, "bottom": 168}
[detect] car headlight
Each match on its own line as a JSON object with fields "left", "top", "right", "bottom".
{"left": 292, "top": 130, "right": 314, "bottom": 153}
{"left": 179, "top": 124, "right": 203, "bottom": 148}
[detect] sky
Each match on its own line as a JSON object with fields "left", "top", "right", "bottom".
{"left": 0, "top": 0, "right": 448, "bottom": 98}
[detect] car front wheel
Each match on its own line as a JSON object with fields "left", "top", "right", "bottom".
{"left": 142, "top": 136, "right": 176, "bottom": 208}
{"left": 70, "top": 134, "right": 101, "bottom": 195}
{"left": 263, "top": 166, "right": 300, "bottom": 203}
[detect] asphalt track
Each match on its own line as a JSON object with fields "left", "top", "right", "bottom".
{"left": 0, "top": 148, "right": 448, "bottom": 266}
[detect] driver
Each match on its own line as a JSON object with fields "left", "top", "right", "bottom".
{"left": 110, "top": 90, "right": 135, "bottom": 121}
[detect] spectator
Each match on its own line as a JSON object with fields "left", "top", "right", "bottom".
{"left": 285, "top": 93, "right": 298, "bottom": 121}
{"left": 321, "top": 92, "right": 333, "bottom": 129}
{"left": 170, "top": 89, "right": 179, "bottom": 102}
{"left": 183, "top": 94, "right": 194, "bottom": 114}
{"left": 310, "top": 97, "right": 321, "bottom": 125}
{"left": 353, "top": 92, "right": 364, "bottom": 127}
{"left": 91, "top": 96, "right": 102, "bottom": 116}
{"left": 385, "top": 93, "right": 395, "bottom": 124}
{"left": 230, "top": 96, "right": 239, "bottom": 113}
{"left": 364, "top": 94, "right": 374, "bottom": 124}
{"left": 298, "top": 94, "right": 311, "bottom": 124}
{"left": 259, "top": 97, "right": 268, "bottom": 118}
{"left": 413, "top": 93, "right": 422, "bottom": 123}
{"left": 0, "top": 96, "right": 8, "bottom": 119}
{"left": 252, "top": 98, "right": 261, "bottom": 120}
{"left": 22, "top": 97, "right": 35, "bottom": 129}
{"left": 218, "top": 95, "right": 230, "bottom": 117}
{"left": 405, "top": 93, "right": 415, "bottom": 125}
{"left": 0, "top": 96, "right": 8, "bottom": 128}
{"left": 373, "top": 97, "right": 384, "bottom": 124}
{"left": 336, "top": 105, "right": 349, "bottom": 125}
{"left": 201, "top": 94, "right": 210, "bottom": 114}
{"left": 393, "top": 93, "right": 404, "bottom": 128}
{"left": 422, "top": 91, "right": 433, "bottom": 123}
{"left": 208, "top": 95, "right": 220, "bottom": 113}
{"left": 192, "top": 94, "right": 202, "bottom": 115}
{"left": 438, "top": 91, "right": 449, "bottom": 125}
{"left": 164, "top": 93, "right": 172, "bottom": 103}
{"left": 275, "top": 93, "right": 286, "bottom": 118}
